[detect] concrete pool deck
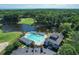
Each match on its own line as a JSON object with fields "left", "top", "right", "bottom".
{"left": 20, "top": 32, "right": 47, "bottom": 46}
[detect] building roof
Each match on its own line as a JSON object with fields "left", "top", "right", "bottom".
{"left": 11, "top": 47, "right": 56, "bottom": 55}
{"left": 48, "top": 32, "right": 64, "bottom": 45}
{"left": 19, "top": 37, "right": 32, "bottom": 46}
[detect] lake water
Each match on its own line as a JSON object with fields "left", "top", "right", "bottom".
{"left": 2, "top": 24, "right": 36, "bottom": 32}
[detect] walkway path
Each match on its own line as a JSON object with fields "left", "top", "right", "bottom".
{"left": 0, "top": 42, "right": 9, "bottom": 53}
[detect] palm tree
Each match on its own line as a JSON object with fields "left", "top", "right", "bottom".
{"left": 40, "top": 45, "right": 44, "bottom": 53}
{"left": 31, "top": 41, "right": 35, "bottom": 54}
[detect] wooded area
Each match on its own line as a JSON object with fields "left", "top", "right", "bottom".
{"left": 0, "top": 9, "right": 79, "bottom": 54}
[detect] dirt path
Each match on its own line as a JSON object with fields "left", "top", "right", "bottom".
{"left": 0, "top": 42, "right": 9, "bottom": 53}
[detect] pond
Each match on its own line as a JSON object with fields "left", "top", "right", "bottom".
{"left": 2, "top": 24, "right": 36, "bottom": 32}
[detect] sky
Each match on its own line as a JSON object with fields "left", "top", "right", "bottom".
{"left": 0, "top": 4, "right": 79, "bottom": 9}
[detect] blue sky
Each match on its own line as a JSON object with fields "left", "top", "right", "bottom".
{"left": 0, "top": 4, "right": 79, "bottom": 9}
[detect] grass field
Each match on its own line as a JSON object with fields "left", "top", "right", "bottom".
{"left": 18, "top": 18, "right": 34, "bottom": 25}
{"left": 0, "top": 30, "right": 23, "bottom": 54}
{"left": 0, "top": 30, "right": 22, "bottom": 43}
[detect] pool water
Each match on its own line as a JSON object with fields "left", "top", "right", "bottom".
{"left": 24, "top": 32, "right": 45, "bottom": 45}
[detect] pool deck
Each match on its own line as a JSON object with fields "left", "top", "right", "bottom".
{"left": 20, "top": 32, "right": 47, "bottom": 46}
{"left": 11, "top": 47, "right": 56, "bottom": 55}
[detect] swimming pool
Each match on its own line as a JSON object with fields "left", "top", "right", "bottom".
{"left": 23, "top": 32, "right": 46, "bottom": 45}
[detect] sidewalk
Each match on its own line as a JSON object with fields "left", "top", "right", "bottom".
{"left": 0, "top": 42, "right": 9, "bottom": 53}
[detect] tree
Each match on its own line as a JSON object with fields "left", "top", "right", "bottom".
{"left": 71, "top": 31, "right": 79, "bottom": 54}
{"left": 58, "top": 44, "right": 77, "bottom": 55}
{"left": 70, "top": 15, "right": 79, "bottom": 31}
{"left": 2, "top": 14, "right": 19, "bottom": 25}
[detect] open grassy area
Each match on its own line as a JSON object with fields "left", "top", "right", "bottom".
{"left": 0, "top": 30, "right": 22, "bottom": 43}
{"left": 18, "top": 18, "right": 34, "bottom": 25}
{"left": 0, "top": 30, "right": 23, "bottom": 54}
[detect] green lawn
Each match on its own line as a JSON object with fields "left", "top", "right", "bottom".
{"left": 0, "top": 30, "right": 22, "bottom": 43}
{"left": 18, "top": 18, "right": 34, "bottom": 25}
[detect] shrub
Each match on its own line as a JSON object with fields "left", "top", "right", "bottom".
{"left": 58, "top": 44, "right": 78, "bottom": 55}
